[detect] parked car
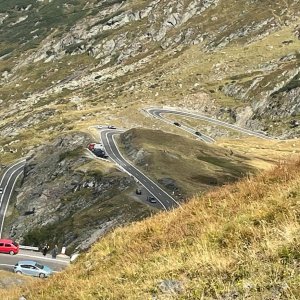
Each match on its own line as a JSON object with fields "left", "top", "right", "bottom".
{"left": 173, "top": 122, "right": 181, "bottom": 127}
{"left": 88, "top": 143, "right": 95, "bottom": 151}
{"left": 135, "top": 188, "right": 142, "bottom": 195}
{"left": 14, "top": 260, "right": 53, "bottom": 278}
{"left": 88, "top": 143, "right": 103, "bottom": 151}
{"left": 108, "top": 125, "right": 116, "bottom": 129}
{"left": 0, "top": 187, "right": 3, "bottom": 194}
{"left": 0, "top": 239, "right": 19, "bottom": 255}
{"left": 195, "top": 131, "right": 202, "bottom": 136}
{"left": 147, "top": 196, "right": 157, "bottom": 203}
{"left": 93, "top": 148, "right": 106, "bottom": 158}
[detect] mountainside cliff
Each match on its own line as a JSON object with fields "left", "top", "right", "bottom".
{"left": 0, "top": 0, "right": 300, "bottom": 296}
{"left": 2, "top": 159, "right": 300, "bottom": 299}
{"left": 0, "top": 0, "right": 299, "bottom": 149}
{"left": 0, "top": 0, "right": 300, "bottom": 266}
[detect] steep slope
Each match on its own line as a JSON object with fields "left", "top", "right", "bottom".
{"left": 119, "top": 128, "right": 260, "bottom": 199}
{"left": 1, "top": 159, "right": 300, "bottom": 299}
{"left": 1, "top": 0, "right": 300, "bottom": 163}
{"left": 0, "top": 1, "right": 300, "bottom": 289}
{"left": 3, "top": 132, "right": 155, "bottom": 253}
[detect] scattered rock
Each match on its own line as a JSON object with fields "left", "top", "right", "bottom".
{"left": 158, "top": 279, "right": 184, "bottom": 295}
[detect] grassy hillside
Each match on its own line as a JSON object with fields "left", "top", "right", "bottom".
{"left": 0, "top": 0, "right": 299, "bottom": 165}
{"left": 119, "top": 128, "right": 264, "bottom": 199}
{"left": 1, "top": 158, "right": 300, "bottom": 299}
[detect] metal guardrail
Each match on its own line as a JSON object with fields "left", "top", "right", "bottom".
{"left": 19, "top": 245, "right": 40, "bottom": 251}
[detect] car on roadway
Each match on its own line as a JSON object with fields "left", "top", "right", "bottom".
{"left": 14, "top": 260, "right": 53, "bottom": 278}
{"left": 108, "top": 125, "right": 116, "bottom": 129}
{"left": 147, "top": 196, "right": 157, "bottom": 203}
{"left": 0, "top": 239, "right": 19, "bottom": 255}
{"left": 135, "top": 188, "right": 142, "bottom": 195}
{"left": 173, "top": 122, "right": 181, "bottom": 127}
{"left": 88, "top": 143, "right": 103, "bottom": 151}
{"left": 195, "top": 131, "right": 202, "bottom": 136}
{"left": 0, "top": 187, "right": 3, "bottom": 194}
{"left": 93, "top": 148, "right": 106, "bottom": 158}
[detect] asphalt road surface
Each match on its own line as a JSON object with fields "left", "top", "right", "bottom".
{"left": 146, "top": 107, "right": 271, "bottom": 141}
{"left": 100, "top": 129, "right": 180, "bottom": 210}
{"left": 0, "top": 159, "right": 26, "bottom": 238}
{"left": 0, "top": 250, "right": 69, "bottom": 273}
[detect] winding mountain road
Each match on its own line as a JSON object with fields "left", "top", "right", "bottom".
{"left": 100, "top": 129, "right": 180, "bottom": 210}
{"left": 0, "top": 160, "right": 70, "bottom": 272}
{"left": 146, "top": 107, "right": 271, "bottom": 141}
{"left": 0, "top": 250, "right": 69, "bottom": 273}
{"left": 98, "top": 107, "right": 272, "bottom": 211}
{"left": 0, "top": 107, "right": 272, "bottom": 271}
{"left": 0, "top": 159, "right": 26, "bottom": 238}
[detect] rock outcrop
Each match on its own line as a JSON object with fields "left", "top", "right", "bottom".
{"left": 5, "top": 133, "right": 152, "bottom": 252}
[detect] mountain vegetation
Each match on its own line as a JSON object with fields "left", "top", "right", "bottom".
{"left": 0, "top": 0, "right": 299, "bottom": 297}
{"left": 1, "top": 159, "right": 300, "bottom": 299}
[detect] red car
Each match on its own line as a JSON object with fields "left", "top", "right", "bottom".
{"left": 88, "top": 143, "right": 95, "bottom": 151}
{"left": 0, "top": 239, "right": 19, "bottom": 255}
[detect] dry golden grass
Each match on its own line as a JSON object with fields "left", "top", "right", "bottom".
{"left": 0, "top": 270, "right": 36, "bottom": 290}
{"left": 118, "top": 128, "right": 261, "bottom": 198}
{"left": 1, "top": 158, "right": 300, "bottom": 299}
{"left": 217, "top": 137, "right": 300, "bottom": 163}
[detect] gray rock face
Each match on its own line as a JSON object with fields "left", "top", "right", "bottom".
{"left": 4, "top": 132, "right": 145, "bottom": 252}
{"left": 0, "top": 0, "right": 298, "bottom": 141}
{"left": 221, "top": 57, "right": 300, "bottom": 137}
{"left": 120, "top": 130, "right": 150, "bottom": 166}
{"left": 9, "top": 0, "right": 221, "bottom": 71}
{"left": 0, "top": 108, "right": 57, "bottom": 137}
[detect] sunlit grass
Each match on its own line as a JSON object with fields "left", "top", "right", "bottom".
{"left": 1, "top": 158, "right": 300, "bottom": 299}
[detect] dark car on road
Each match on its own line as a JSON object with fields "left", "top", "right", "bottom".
{"left": 93, "top": 148, "right": 106, "bottom": 158}
{"left": 147, "top": 196, "right": 157, "bottom": 203}
{"left": 0, "top": 187, "right": 3, "bottom": 194}
{"left": 173, "top": 122, "right": 181, "bottom": 127}
{"left": 136, "top": 188, "right": 142, "bottom": 195}
{"left": 195, "top": 131, "right": 202, "bottom": 136}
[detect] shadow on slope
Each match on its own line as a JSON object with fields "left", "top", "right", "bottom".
{"left": 119, "top": 128, "right": 258, "bottom": 200}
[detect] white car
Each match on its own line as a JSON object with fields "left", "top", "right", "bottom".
{"left": 0, "top": 188, "right": 3, "bottom": 194}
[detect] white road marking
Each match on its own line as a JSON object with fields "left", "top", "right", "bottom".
{"left": 111, "top": 134, "right": 180, "bottom": 208}
{"left": 0, "top": 264, "right": 14, "bottom": 267}
{"left": 0, "top": 160, "right": 26, "bottom": 205}
{"left": 16, "top": 254, "right": 69, "bottom": 264}
{"left": 0, "top": 165, "right": 25, "bottom": 237}
{"left": 146, "top": 107, "right": 271, "bottom": 140}
{"left": 0, "top": 159, "right": 26, "bottom": 187}
{"left": 99, "top": 130, "right": 172, "bottom": 210}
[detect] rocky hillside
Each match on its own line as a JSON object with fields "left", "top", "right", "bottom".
{"left": 119, "top": 128, "right": 260, "bottom": 199}
{"left": 0, "top": 0, "right": 300, "bottom": 258}
{"left": 0, "top": 0, "right": 299, "bottom": 153}
{"left": 3, "top": 132, "right": 155, "bottom": 253}
{"left": 1, "top": 159, "right": 300, "bottom": 299}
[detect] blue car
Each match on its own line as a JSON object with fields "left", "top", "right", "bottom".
{"left": 14, "top": 260, "right": 53, "bottom": 278}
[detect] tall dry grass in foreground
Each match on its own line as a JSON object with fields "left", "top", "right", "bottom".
{"left": 1, "top": 159, "right": 300, "bottom": 299}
